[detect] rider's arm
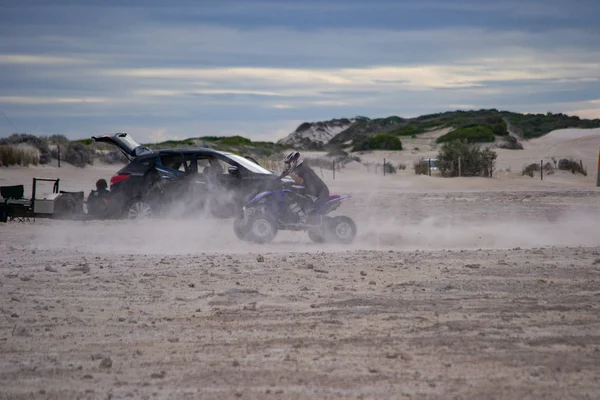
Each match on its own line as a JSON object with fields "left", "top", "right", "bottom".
{"left": 290, "top": 173, "right": 304, "bottom": 184}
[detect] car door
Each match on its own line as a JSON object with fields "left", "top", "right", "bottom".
{"left": 181, "top": 153, "right": 212, "bottom": 211}
{"left": 151, "top": 152, "right": 190, "bottom": 205}
{"left": 217, "top": 153, "right": 279, "bottom": 204}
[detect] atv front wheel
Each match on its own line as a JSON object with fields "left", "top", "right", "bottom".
{"left": 244, "top": 212, "right": 278, "bottom": 244}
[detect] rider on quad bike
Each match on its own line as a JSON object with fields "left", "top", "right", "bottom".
{"left": 283, "top": 151, "right": 330, "bottom": 223}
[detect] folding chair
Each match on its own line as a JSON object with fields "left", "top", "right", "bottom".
{"left": 0, "top": 185, "right": 34, "bottom": 223}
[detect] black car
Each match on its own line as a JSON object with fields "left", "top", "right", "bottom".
{"left": 92, "top": 133, "right": 281, "bottom": 219}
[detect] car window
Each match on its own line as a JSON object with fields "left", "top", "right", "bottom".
{"left": 196, "top": 157, "right": 211, "bottom": 173}
{"left": 123, "top": 156, "right": 155, "bottom": 173}
{"left": 183, "top": 154, "right": 196, "bottom": 173}
{"left": 160, "top": 154, "right": 186, "bottom": 172}
{"left": 225, "top": 154, "right": 273, "bottom": 175}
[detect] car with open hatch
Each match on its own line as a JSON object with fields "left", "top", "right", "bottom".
{"left": 92, "top": 133, "right": 282, "bottom": 219}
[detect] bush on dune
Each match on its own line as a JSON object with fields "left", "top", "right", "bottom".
{"left": 352, "top": 134, "right": 403, "bottom": 151}
{"left": 437, "top": 139, "right": 497, "bottom": 177}
{"left": 558, "top": 158, "right": 587, "bottom": 176}
{"left": 64, "top": 142, "right": 95, "bottom": 168}
{"left": 436, "top": 125, "right": 496, "bottom": 144}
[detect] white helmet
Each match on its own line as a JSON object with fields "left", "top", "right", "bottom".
{"left": 283, "top": 151, "right": 303, "bottom": 172}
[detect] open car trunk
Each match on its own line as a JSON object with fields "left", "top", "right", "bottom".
{"left": 92, "top": 133, "right": 153, "bottom": 160}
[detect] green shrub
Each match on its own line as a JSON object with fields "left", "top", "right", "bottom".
{"left": 436, "top": 139, "right": 497, "bottom": 177}
{"left": 217, "top": 136, "right": 252, "bottom": 146}
{"left": 65, "top": 142, "right": 94, "bottom": 168}
{"left": 436, "top": 125, "right": 496, "bottom": 144}
{"left": 201, "top": 135, "right": 252, "bottom": 146}
{"left": 73, "top": 138, "right": 94, "bottom": 146}
{"left": 352, "top": 134, "right": 403, "bottom": 151}
{"left": 46, "top": 134, "right": 70, "bottom": 145}
{"left": 506, "top": 112, "right": 600, "bottom": 139}
{"left": 558, "top": 158, "right": 587, "bottom": 176}
{"left": 392, "top": 125, "right": 425, "bottom": 136}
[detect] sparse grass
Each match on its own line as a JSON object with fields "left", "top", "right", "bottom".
{"left": 96, "top": 150, "right": 129, "bottom": 165}
{"left": 522, "top": 163, "right": 540, "bottom": 177}
{"left": 307, "top": 158, "right": 336, "bottom": 171}
{"left": 0, "top": 145, "right": 39, "bottom": 167}
{"left": 0, "top": 133, "right": 51, "bottom": 164}
{"left": 380, "top": 162, "right": 397, "bottom": 174}
{"left": 414, "top": 160, "right": 429, "bottom": 175}
{"left": 255, "top": 158, "right": 280, "bottom": 173}
{"left": 327, "top": 149, "right": 348, "bottom": 157}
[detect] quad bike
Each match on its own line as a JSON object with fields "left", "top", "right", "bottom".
{"left": 233, "top": 168, "right": 357, "bottom": 244}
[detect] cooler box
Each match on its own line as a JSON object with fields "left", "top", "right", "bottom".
{"left": 34, "top": 193, "right": 61, "bottom": 214}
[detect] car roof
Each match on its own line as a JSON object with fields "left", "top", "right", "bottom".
{"left": 146, "top": 147, "right": 230, "bottom": 156}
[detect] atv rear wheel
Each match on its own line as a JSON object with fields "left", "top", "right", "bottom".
{"left": 325, "top": 215, "right": 357, "bottom": 244}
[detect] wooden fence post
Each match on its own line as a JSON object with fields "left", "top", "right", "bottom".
{"left": 458, "top": 156, "right": 462, "bottom": 177}
{"left": 428, "top": 159, "right": 431, "bottom": 176}
{"left": 57, "top": 145, "right": 61, "bottom": 168}
{"left": 597, "top": 149, "right": 600, "bottom": 187}
{"left": 383, "top": 158, "right": 386, "bottom": 176}
{"left": 333, "top": 161, "right": 335, "bottom": 180}
{"left": 541, "top": 160, "right": 543, "bottom": 180}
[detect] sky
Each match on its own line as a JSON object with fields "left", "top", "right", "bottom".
{"left": 1, "top": 0, "right": 599, "bottom": 143}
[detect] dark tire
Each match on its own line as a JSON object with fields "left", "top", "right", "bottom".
{"left": 325, "top": 216, "right": 357, "bottom": 244}
{"left": 307, "top": 229, "right": 326, "bottom": 244}
{"left": 127, "top": 200, "right": 153, "bottom": 220}
{"left": 233, "top": 217, "right": 247, "bottom": 241}
{"left": 244, "top": 211, "right": 278, "bottom": 244}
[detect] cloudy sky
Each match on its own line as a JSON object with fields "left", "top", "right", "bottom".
{"left": 1, "top": 0, "right": 599, "bottom": 142}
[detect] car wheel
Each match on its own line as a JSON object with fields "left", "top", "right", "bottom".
{"left": 127, "top": 200, "right": 153, "bottom": 220}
